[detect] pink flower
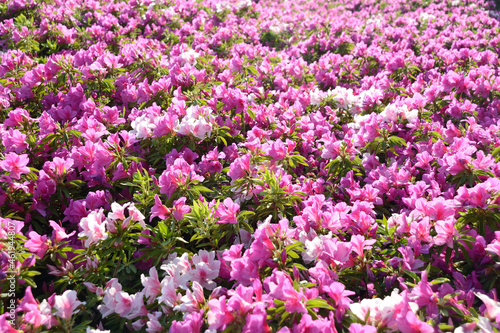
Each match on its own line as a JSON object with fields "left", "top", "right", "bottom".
{"left": 4, "top": 108, "right": 30, "bottom": 127}
{"left": 141, "top": 267, "right": 162, "bottom": 303}
{"left": 17, "top": 286, "right": 55, "bottom": 328}
{"left": 215, "top": 198, "right": 240, "bottom": 224}
{"left": 486, "top": 232, "right": 500, "bottom": 258}
{"left": 227, "top": 154, "right": 251, "bottom": 181}
{"left": 54, "top": 290, "right": 84, "bottom": 320}
{"left": 434, "top": 218, "right": 458, "bottom": 248}
{"left": 174, "top": 281, "right": 205, "bottom": 313}
{"left": 267, "top": 139, "right": 287, "bottom": 161}
{"left": 350, "top": 235, "right": 376, "bottom": 258}
{"left": 396, "top": 304, "right": 434, "bottom": 333}
{"left": 146, "top": 312, "right": 163, "bottom": 333}
{"left": 46, "top": 157, "right": 74, "bottom": 178}
{"left": 177, "top": 106, "right": 213, "bottom": 139}
{"left": 2, "top": 128, "right": 28, "bottom": 153}
{"left": 207, "top": 296, "right": 234, "bottom": 331}
{"left": 190, "top": 251, "right": 220, "bottom": 290}
{"left": 128, "top": 203, "right": 146, "bottom": 228}
{"left": 170, "top": 310, "right": 204, "bottom": 333}
{"left": 78, "top": 209, "right": 108, "bottom": 248}
{"left": 50, "top": 220, "right": 76, "bottom": 243}
{"left": 294, "top": 314, "right": 335, "bottom": 333}
{"left": 475, "top": 293, "right": 500, "bottom": 323}
{"left": 150, "top": 195, "right": 170, "bottom": 221}
{"left": 324, "top": 282, "right": 355, "bottom": 322}
{"left": 242, "top": 302, "right": 270, "bottom": 333}
{"left": 0, "top": 153, "right": 30, "bottom": 179}
{"left": 25, "top": 231, "right": 50, "bottom": 259}
{"left": 409, "top": 271, "right": 438, "bottom": 317}
{"left": 0, "top": 313, "right": 18, "bottom": 333}
{"left": 172, "top": 197, "right": 190, "bottom": 221}
{"left": 387, "top": 56, "right": 405, "bottom": 72}
{"left": 230, "top": 254, "right": 260, "bottom": 286}
{"left": 107, "top": 202, "right": 130, "bottom": 221}
{"left": 349, "top": 323, "right": 377, "bottom": 333}
{"left": 268, "top": 271, "right": 307, "bottom": 314}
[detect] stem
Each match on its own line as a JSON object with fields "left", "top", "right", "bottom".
{"left": 236, "top": 221, "right": 242, "bottom": 245}
{"left": 112, "top": 256, "right": 122, "bottom": 278}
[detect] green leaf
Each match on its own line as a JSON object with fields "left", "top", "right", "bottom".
{"left": 306, "top": 298, "right": 335, "bottom": 310}
{"left": 190, "top": 185, "right": 213, "bottom": 193}
{"left": 438, "top": 324, "right": 454, "bottom": 330}
{"left": 247, "top": 107, "right": 256, "bottom": 120}
{"left": 157, "top": 222, "right": 169, "bottom": 236}
{"left": 430, "top": 277, "right": 450, "bottom": 285}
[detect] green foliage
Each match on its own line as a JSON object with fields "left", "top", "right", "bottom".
{"left": 254, "top": 169, "right": 304, "bottom": 221}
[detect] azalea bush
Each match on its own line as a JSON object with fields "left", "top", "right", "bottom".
{"left": 1, "top": 0, "right": 500, "bottom": 331}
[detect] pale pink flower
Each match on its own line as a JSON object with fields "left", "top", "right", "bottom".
{"left": 207, "top": 296, "right": 234, "bottom": 331}
{"left": 78, "top": 209, "right": 108, "bottom": 247}
{"left": 54, "top": 290, "right": 84, "bottom": 320}
{"left": 475, "top": 293, "right": 500, "bottom": 322}
{"left": 173, "top": 281, "right": 205, "bottom": 313}
{"left": 141, "top": 267, "right": 162, "bottom": 303}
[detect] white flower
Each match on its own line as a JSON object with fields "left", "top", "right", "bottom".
{"left": 404, "top": 108, "right": 419, "bottom": 122}
{"left": 419, "top": 12, "right": 436, "bottom": 21}
{"left": 130, "top": 114, "right": 156, "bottom": 139}
{"left": 179, "top": 49, "right": 200, "bottom": 66}
{"left": 310, "top": 88, "right": 323, "bottom": 106}
{"left": 380, "top": 103, "right": 412, "bottom": 122}
{"left": 87, "top": 328, "right": 111, "bottom": 333}
{"left": 236, "top": 0, "right": 252, "bottom": 10}
{"left": 177, "top": 106, "right": 213, "bottom": 139}
{"left": 350, "top": 290, "right": 418, "bottom": 330}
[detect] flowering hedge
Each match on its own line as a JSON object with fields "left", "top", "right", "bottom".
{"left": 1, "top": 0, "right": 500, "bottom": 331}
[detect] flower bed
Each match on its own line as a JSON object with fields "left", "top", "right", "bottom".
{"left": 1, "top": 0, "right": 500, "bottom": 331}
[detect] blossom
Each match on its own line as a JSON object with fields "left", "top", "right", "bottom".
{"left": 54, "top": 290, "right": 84, "bottom": 320}
{"left": 150, "top": 194, "right": 170, "bottom": 221}
{"left": 25, "top": 231, "right": 50, "bottom": 259}
{"left": 475, "top": 293, "right": 500, "bottom": 323}
{"left": 0, "top": 152, "right": 30, "bottom": 179}
{"left": 78, "top": 209, "right": 108, "bottom": 247}
{"left": 215, "top": 198, "right": 240, "bottom": 224}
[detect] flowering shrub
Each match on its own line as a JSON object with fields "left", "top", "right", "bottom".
{"left": 1, "top": 0, "right": 500, "bottom": 331}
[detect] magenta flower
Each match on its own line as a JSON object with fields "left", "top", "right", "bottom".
{"left": 0, "top": 152, "right": 30, "bottom": 179}
{"left": 25, "top": 231, "right": 50, "bottom": 259}
{"left": 150, "top": 194, "right": 170, "bottom": 221}
{"left": 409, "top": 271, "right": 438, "bottom": 317}
{"left": 349, "top": 323, "right": 377, "bottom": 333}
{"left": 396, "top": 304, "right": 434, "bottom": 333}
{"left": 172, "top": 197, "right": 190, "bottom": 221}
{"left": 49, "top": 220, "right": 76, "bottom": 243}
{"left": 215, "top": 198, "right": 240, "bottom": 224}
